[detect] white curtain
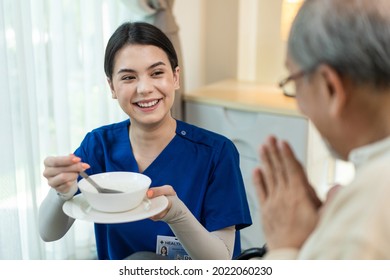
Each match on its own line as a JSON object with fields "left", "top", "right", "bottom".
{"left": 0, "top": 0, "right": 146, "bottom": 259}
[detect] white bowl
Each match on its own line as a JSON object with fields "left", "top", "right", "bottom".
{"left": 78, "top": 172, "right": 151, "bottom": 213}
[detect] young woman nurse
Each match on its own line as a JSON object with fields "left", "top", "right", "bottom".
{"left": 38, "top": 22, "right": 252, "bottom": 260}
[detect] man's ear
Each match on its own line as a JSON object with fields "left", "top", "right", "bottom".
{"left": 173, "top": 66, "right": 180, "bottom": 90}
{"left": 317, "top": 64, "right": 347, "bottom": 118}
{"left": 107, "top": 78, "right": 117, "bottom": 99}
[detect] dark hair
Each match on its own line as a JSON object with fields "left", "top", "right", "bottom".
{"left": 104, "top": 22, "right": 178, "bottom": 80}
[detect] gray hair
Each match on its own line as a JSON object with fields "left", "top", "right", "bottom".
{"left": 288, "top": 0, "right": 390, "bottom": 89}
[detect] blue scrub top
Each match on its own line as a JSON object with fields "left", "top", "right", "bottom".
{"left": 74, "top": 119, "right": 252, "bottom": 259}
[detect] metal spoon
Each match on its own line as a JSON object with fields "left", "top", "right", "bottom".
{"left": 79, "top": 170, "right": 123, "bottom": 194}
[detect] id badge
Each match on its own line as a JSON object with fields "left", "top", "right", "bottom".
{"left": 156, "top": 235, "right": 192, "bottom": 260}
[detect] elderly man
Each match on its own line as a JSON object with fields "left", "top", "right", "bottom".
{"left": 254, "top": 0, "right": 390, "bottom": 259}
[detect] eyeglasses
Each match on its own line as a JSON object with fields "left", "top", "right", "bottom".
{"left": 278, "top": 70, "right": 307, "bottom": 98}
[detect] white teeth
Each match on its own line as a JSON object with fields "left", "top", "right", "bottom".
{"left": 137, "top": 100, "right": 159, "bottom": 108}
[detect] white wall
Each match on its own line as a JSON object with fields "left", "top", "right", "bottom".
{"left": 174, "top": 0, "right": 206, "bottom": 93}
{"left": 255, "top": 0, "right": 287, "bottom": 84}
{"left": 174, "top": 0, "right": 289, "bottom": 93}
{"left": 174, "top": 0, "right": 240, "bottom": 92}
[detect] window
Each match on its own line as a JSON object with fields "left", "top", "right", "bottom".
{"left": 0, "top": 0, "right": 140, "bottom": 259}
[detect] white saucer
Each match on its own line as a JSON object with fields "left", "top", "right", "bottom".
{"left": 63, "top": 194, "right": 168, "bottom": 224}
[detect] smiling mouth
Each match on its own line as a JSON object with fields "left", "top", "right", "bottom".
{"left": 135, "top": 99, "right": 161, "bottom": 108}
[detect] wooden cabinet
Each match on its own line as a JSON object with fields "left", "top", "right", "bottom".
{"left": 184, "top": 79, "right": 333, "bottom": 250}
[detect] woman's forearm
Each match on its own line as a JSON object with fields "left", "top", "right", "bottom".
{"left": 161, "top": 195, "right": 235, "bottom": 260}
{"left": 39, "top": 186, "right": 76, "bottom": 242}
